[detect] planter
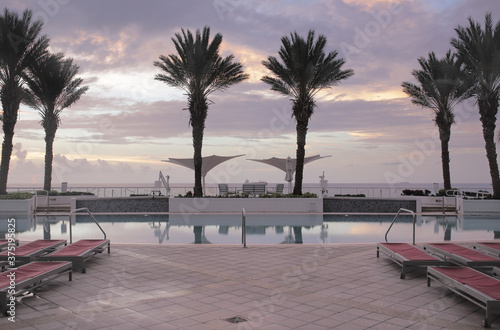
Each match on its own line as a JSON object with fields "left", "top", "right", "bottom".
{"left": 169, "top": 197, "right": 322, "bottom": 214}
{"left": 0, "top": 198, "right": 34, "bottom": 214}
{"left": 75, "top": 196, "right": 169, "bottom": 213}
{"left": 323, "top": 197, "right": 420, "bottom": 213}
{"left": 462, "top": 200, "right": 500, "bottom": 215}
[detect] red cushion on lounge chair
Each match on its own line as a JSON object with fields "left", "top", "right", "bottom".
{"left": 49, "top": 240, "right": 107, "bottom": 256}
{"left": 427, "top": 243, "right": 499, "bottom": 262}
{"left": 0, "top": 240, "right": 65, "bottom": 257}
{"left": 432, "top": 267, "right": 500, "bottom": 300}
{"left": 380, "top": 243, "right": 440, "bottom": 261}
{"left": 0, "top": 261, "right": 69, "bottom": 290}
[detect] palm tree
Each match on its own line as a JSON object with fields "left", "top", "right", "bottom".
{"left": 154, "top": 27, "right": 248, "bottom": 197}
{"left": 402, "top": 51, "right": 472, "bottom": 191}
{"left": 0, "top": 8, "right": 49, "bottom": 194}
{"left": 262, "top": 30, "right": 354, "bottom": 195}
{"left": 451, "top": 12, "right": 500, "bottom": 198}
{"left": 22, "top": 53, "right": 88, "bottom": 191}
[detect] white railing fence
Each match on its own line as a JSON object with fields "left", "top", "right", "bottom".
{"left": 6, "top": 184, "right": 493, "bottom": 199}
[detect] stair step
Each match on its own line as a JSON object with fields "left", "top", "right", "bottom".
{"left": 422, "top": 206, "right": 456, "bottom": 212}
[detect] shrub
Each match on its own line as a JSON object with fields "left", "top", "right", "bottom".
{"left": 0, "top": 192, "right": 34, "bottom": 199}
{"left": 401, "top": 189, "right": 431, "bottom": 196}
{"left": 36, "top": 190, "right": 95, "bottom": 196}
{"left": 334, "top": 194, "right": 366, "bottom": 197}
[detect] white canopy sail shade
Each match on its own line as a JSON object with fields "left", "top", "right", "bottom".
{"left": 248, "top": 155, "right": 332, "bottom": 192}
{"left": 162, "top": 154, "right": 245, "bottom": 195}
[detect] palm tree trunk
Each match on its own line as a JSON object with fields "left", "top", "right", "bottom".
{"left": 43, "top": 129, "right": 56, "bottom": 191}
{"left": 192, "top": 120, "right": 204, "bottom": 197}
{"left": 0, "top": 96, "right": 19, "bottom": 195}
{"left": 293, "top": 119, "right": 308, "bottom": 195}
{"left": 478, "top": 98, "right": 500, "bottom": 199}
{"left": 190, "top": 97, "right": 207, "bottom": 198}
{"left": 438, "top": 124, "right": 452, "bottom": 191}
{"left": 0, "top": 124, "right": 14, "bottom": 195}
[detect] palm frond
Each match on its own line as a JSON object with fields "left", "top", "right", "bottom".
{"left": 261, "top": 29, "right": 353, "bottom": 120}
{"left": 22, "top": 52, "right": 88, "bottom": 128}
{"left": 154, "top": 26, "right": 249, "bottom": 105}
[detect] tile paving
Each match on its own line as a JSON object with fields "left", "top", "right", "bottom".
{"left": 0, "top": 243, "right": 497, "bottom": 329}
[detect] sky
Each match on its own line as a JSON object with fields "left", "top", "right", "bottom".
{"left": 1, "top": 0, "right": 500, "bottom": 188}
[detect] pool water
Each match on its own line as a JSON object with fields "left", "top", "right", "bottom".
{"left": 7, "top": 213, "right": 500, "bottom": 245}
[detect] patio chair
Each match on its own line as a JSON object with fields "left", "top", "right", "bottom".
{"left": 0, "top": 261, "right": 72, "bottom": 316}
{"left": 427, "top": 266, "right": 500, "bottom": 327}
{"left": 377, "top": 243, "right": 451, "bottom": 279}
{"left": 267, "top": 184, "right": 284, "bottom": 194}
{"left": 424, "top": 243, "right": 500, "bottom": 268}
{"left": 218, "top": 184, "right": 229, "bottom": 196}
{"left": 0, "top": 240, "right": 66, "bottom": 265}
{"left": 242, "top": 184, "right": 254, "bottom": 195}
{"left": 39, "top": 239, "right": 110, "bottom": 273}
{"left": 474, "top": 242, "right": 500, "bottom": 257}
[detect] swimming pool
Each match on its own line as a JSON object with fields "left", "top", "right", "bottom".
{"left": 6, "top": 213, "right": 500, "bottom": 245}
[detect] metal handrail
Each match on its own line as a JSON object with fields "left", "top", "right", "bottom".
{"left": 34, "top": 190, "right": 50, "bottom": 212}
{"left": 68, "top": 208, "right": 106, "bottom": 244}
{"left": 242, "top": 208, "right": 247, "bottom": 248}
{"left": 385, "top": 208, "right": 416, "bottom": 245}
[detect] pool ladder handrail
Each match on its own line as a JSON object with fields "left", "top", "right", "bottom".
{"left": 68, "top": 208, "right": 106, "bottom": 244}
{"left": 242, "top": 208, "right": 247, "bottom": 248}
{"left": 385, "top": 208, "right": 416, "bottom": 245}
{"left": 34, "top": 189, "right": 50, "bottom": 213}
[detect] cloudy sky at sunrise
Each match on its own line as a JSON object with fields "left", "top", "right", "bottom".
{"left": 2, "top": 0, "right": 499, "bottom": 187}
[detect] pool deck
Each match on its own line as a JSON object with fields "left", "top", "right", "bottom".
{"left": 0, "top": 243, "right": 496, "bottom": 329}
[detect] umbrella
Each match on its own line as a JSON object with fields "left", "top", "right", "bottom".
{"left": 162, "top": 154, "right": 245, "bottom": 195}
{"left": 285, "top": 157, "right": 293, "bottom": 192}
{"left": 248, "top": 155, "right": 331, "bottom": 193}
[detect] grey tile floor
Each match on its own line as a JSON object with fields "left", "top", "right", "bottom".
{"left": 0, "top": 243, "right": 497, "bottom": 329}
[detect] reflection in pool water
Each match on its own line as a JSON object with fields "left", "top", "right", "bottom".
{"left": 3, "top": 213, "right": 500, "bottom": 245}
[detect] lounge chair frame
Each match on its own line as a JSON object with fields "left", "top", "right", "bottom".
{"left": 423, "top": 243, "right": 500, "bottom": 268}
{"left": 377, "top": 243, "right": 450, "bottom": 279}
{"left": 40, "top": 239, "right": 110, "bottom": 273}
{"left": 474, "top": 243, "right": 500, "bottom": 257}
{"left": 0, "top": 261, "right": 72, "bottom": 316}
{"left": 0, "top": 240, "right": 66, "bottom": 264}
{"left": 427, "top": 266, "right": 500, "bottom": 328}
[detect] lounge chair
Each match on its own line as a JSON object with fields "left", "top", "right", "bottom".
{"left": 0, "top": 261, "right": 72, "bottom": 316}
{"left": 474, "top": 242, "right": 500, "bottom": 257}
{"left": 427, "top": 266, "right": 500, "bottom": 327}
{"left": 424, "top": 243, "right": 500, "bottom": 267}
{"left": 0, "top": 240, "right": 66, "bottom": 265}
{"left": 243, "top": 183, "right": 266, "bottom": 196}
{"left": 39, "top": 239, "right": 110, "bottom": 273}
{"left": 377, "top": 243, "right": 450, "bottom": 279}
{"left": 0, "top": 239, "right": 18, "bottom": 251}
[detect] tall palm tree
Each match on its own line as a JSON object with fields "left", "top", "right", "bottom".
{"left": 154, "top": 26, "right": 248, "bottom": 197}
{"left": 22, "top": 53, "right": 88, "bottom": 191}
{"left": 0, "top": 8, "right": 49, "bottom": 194}
{"left": 262, "top": 30, "right": 354, "bottom": 195}
{"left": 402, "top": 51, "right": 472, "bottom": 191}
{"left": 451, "top": 12, "right": 500, "bottom": 198}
